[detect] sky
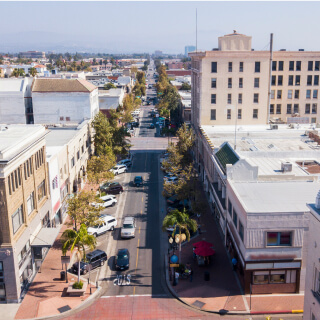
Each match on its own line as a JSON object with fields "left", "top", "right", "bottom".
{"left": 0, "top": 1, "right": 319, "bottom": 54}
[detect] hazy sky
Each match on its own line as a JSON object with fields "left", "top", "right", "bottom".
{"left": 0, "top": 1, "right": 319, "bottom": 53}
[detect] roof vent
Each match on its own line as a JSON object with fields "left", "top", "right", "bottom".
{"left": 280, "top": 49, "right": 286, "bottom": 51}
{"left": 316, "top": 190, "right": 320, "bottom": 209}
{"left": 281, "top": 161, "right": 292, "bottom": 173}
{"left": 299, "top": 49, "right": 304, "bottom": 51}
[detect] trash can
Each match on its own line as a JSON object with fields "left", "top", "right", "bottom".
{"left": 204, "top": 271, "right": 210, "bottom": 281}
{"left": 60, "top": 271, "right": 66, "bottom": 281}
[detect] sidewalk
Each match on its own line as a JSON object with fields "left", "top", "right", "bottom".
{"left": 15, "top": 219, "right": 98, "bottom": 320}
{"left": 165, "top": 183, "right": 304, "bottom": 316}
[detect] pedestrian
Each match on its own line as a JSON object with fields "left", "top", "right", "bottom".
{"left": 197, "top": 213, "right": 201, "bottom": 223}
{"left": 232, "top": 257, "right": 237, "bottom": 271}
{"left": 190, "top": 269, "right": 193, "bottom": 282}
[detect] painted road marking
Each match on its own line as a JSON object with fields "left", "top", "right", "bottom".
{"left": 135, "top": 238, "right": 140, "bottom": 270}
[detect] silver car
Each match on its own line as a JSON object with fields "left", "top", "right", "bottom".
{"left": 121, "top": 217, "right": 136, "bottom": 238}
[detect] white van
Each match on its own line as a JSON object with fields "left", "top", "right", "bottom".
{"left": 87, "top": 215, "right": 117, "bottom": 237}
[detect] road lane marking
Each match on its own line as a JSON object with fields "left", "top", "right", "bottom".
{"left": 139, "top": 226, "right": 141, "bottom": 234}
{"left": 135, "top": 238, "right": 140, "bottom": 270}
{"left": 142, "top": 197, "right": 143, "bottom": 202}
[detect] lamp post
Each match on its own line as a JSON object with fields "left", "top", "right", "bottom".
{"left": 169, "top": 236, "right": 178, "bottom": 286}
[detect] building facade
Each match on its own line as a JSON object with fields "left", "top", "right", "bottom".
{"left": 19, "top": 51, "right": 46, "bottom": 59}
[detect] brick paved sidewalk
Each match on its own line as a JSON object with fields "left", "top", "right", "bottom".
{"left": 167, "top": 184, "right": 304, "bottom": 315}
{"left": 15, "top": 218, "right": 97, "bottom": 319}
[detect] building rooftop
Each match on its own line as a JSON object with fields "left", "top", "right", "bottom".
{"left": 0, "top": 78, "right": 26, "bottom": 92}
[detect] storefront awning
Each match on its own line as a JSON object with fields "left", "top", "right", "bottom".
{"left": 31, "top": 227, "right": 60, "bottom": 247}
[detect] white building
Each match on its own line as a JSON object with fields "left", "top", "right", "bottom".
{"left": 31, "top": 78, "right": 99, "bottom": 125}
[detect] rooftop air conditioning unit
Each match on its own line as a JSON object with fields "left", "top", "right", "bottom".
{"left": 270, "top": 124, "right": 278, "bottom": 130}
{"left": 281, "top": 161, "right": 292, "bottom": 172}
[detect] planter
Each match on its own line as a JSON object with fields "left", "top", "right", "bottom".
{"left": 66, "top": 281, "right": 88, "bottom": 296}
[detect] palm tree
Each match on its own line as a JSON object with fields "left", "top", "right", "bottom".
{"left": 162, "top": 209, "right": 197, "bottom": 263}
{"left": 29, "top": 67, "right": 37, "bottom": 77}
{"left": 61, "top": 224, "right": 96, "bottom": 283}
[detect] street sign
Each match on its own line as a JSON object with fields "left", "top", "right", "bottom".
{"left": 170, "top": 264, "right": 179, "bottom": 268}
{"left": 61, "top": 256, "right": 70, "bottom": 265}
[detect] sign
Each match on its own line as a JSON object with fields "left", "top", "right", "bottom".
{"left": 170, "top": 254, "right": 178, "bottom": 263}
{"left": 170, "top": 264, "right": 179, "bottom": 268}
{"left": 61, "top": 256, "right": 70, "bottom": 265}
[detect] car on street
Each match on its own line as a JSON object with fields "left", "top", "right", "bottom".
{"left": 110, "top": 164, "right": 127, "bottom": 175}
{"left": 100, "top": 182, "right": 123, "bottom": 195}
{"left": 91, "top": 195, "right": 117, "bottom": 208}
{"left": 115, "top": 248, "right": 130, "bottom": 270}
{"left": 87, "top": 214, "right": 118, "bottom": 237}
{"left": 120, "top": 217, "right": 136, "bottom": 238}
{"left": 133, "top": 176, "right": 143, "bottom": 187}
{"left": 148, "top": 84, "right": 153, "bottom": 89}
{"left": 164, "top": 176, "right": 178, "bottom": 184}
{"left": 72, "top": 249, "right": 107, "bottom": 275}
{"left": 117, "top": 159, "right": 132, "bottom": 167}
{"left": 167, "top": 199, "right": 190, "bottom": 213}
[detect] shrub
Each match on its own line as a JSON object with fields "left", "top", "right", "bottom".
{"left": 72, "top": 281, "right": 83, "bottom": 289}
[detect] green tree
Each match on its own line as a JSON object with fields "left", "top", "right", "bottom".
{"left": 71, "top": 61, "right": 77, "bottom": 71}
{"left": 29, "top": 67, "right": 37, "bottom": 77}
{"left": 11, "top": 68, "right": 25, "bottom": 77}
{"left": 104, "top": 82, "right": 116, "bottom": 90}
{"left": 92, "top": 112, "right": 113, "bottom": 156}
{"left": 61, "top": 224, "right": 96, "bottom": 283}
{"left": 162, "top": 209, "right": 197, "bottom": 262}
{"left": 180, "top": 82, "right": 191, "bottom": 91}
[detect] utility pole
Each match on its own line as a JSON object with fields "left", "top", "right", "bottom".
{"left": 196, "top": 9, "right": 198, "bottom": 52}
{"left": 267, "top": 33, "right": 273, "bottom": 125}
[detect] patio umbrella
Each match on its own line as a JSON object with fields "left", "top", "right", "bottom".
{"left": 193, "top": 240, "right": 213, "bottom": 248}
{"left": 194, "top": 246, "right": 216, "bottom": 257}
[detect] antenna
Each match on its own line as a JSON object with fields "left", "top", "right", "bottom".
{"left": 196, "top": 8, "right": 198, "bottom": 52}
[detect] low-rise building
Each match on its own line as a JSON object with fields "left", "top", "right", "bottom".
{"left": 98, "top": 88, "right": 124, "bottom": 117}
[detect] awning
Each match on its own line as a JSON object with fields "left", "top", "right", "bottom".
{"left": 31, "top": 227, "right": 60, "bottom": 247}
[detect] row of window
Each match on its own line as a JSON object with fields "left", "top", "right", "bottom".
{"left": 228, "top": 200, "right": 244, "bottom": 241}
{"left": 212, "top": 61, "right": 260, "bottom": 73}
{"left": 71, "top": 141, "right": 88, "bottom": 168}
{"left": 210, "top": 108, "right": 258, "bottom": 120}
{"left": 271, "top": 75, "right": 319, "bottom": 86}
{"left": 270, "top": 103, "right": 317, "bottom": 115}
{"left": 35, "top": 148, "right": 44, "bottom": 170}
{"left": 8, "top": 168, "right": 21, "bottom": 195}
{"left": 211, "top": 93, "right": 259, "bottom": 104}
{"left": 253, "top": 269, "right": 296, "bottom": 285}
{"left": 23, "top": 158, "right": 33, "bottom": 180}
{"left": 271, "top": 89, "right": 318, "bottom": 99}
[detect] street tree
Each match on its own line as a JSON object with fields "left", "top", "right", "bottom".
{"left": 92, "top": 112, "right": 113, "bottom": 156}
{"left": 180, "top": 82, "right": 191, "bottom": 91}
{"left": 28, "top": 67, "right": 37, "bottom": 77}
{"left": 11, "top": 68, "right": 25, "bottom": 77}
{"left": 104, "top": 82, "right": 116, "bottom": 90}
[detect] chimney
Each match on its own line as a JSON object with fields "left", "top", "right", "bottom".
{"left": 316, "top": 190, "right": 320, "bottom": 209}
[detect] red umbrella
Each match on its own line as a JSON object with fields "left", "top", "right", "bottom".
{"left": 194, "top": 246, "right": 216, "bottom": 257}
{"left": 193, "top": 240, "right": 213, "bottom": 248}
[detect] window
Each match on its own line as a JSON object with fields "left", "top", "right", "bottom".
{"left": 210, "top": 109, "right": 216, "bottom": 120}
{"left": 272, "top": 61, "right": 277, "bottom": 71}
{"left": 288, "top": 75, "right": 293, "bottom": 86}
{"left": 239, "top": 78, "right": 243, "bottom": 88}
{"left": 77, "top": 150, "right": 80, "bottom": 161}
{"left": 11, "top": 173, "right": 14, "bottom": 192}
{"left": 81, "top": 145, "right": 84, "bottom": 154}
{"left": 305, "top": 104, "right": 311, "bottom": 114}
{"left": 233, "top": 210, "right": 238, "bottom": 228}
{"left": 12, "top": 205, "right": 24, "bottom": 234}
{"left": 71, "top": 157, "right": 75, "bottom": 168}
{"left": 312, "top": 117, "right": 317, "bottom": 124}
{"left": 211, "top": 78, "right": 217, "bottom": 88}
{"left": 18, "top": 241, "right": 31, "bottom": 268}
{"left": 316, "top": 61, "right": 320, "bottom": 71}
{"left": 14, "top": 170, "right": 18, "bottom": 189}
{"left": 239, "top": 221, "right": 244, "bottom": 241}
{"left": 27, "top": 192, "right": 34, "bottom": 215}
{"left": 255, "top": 61, "right": 260, "bottom": 73}
{"left": 253, "top": 109, "right": 258, "bottom": 119}
{"left": 315, "top": 75, "right": 319, "bottom": 85}
{"left": 8, "top": 176, "right": 11, "bottom": 195}
{"left": 254, "top": 78, "right": 259, "bottom": 88}
{"left": 228, "top": 78, "right": 232, "bottom": 88}
{"left": 270, "top": 271, "right": 286, "bottom": 283}
{"left": 307, "top": 75, "right": 312, "bottom": 86}
{"left": 308, "top": 61, "right": 313, "bottom": 71}
{"left": 238, "top": 109, "right": 242, "bottom": 119}
{"left": 271, "top": 90, "right": 275, "bottom": 99}
{"left": 211, "top": 94, "right": 216, "bottom": 104}
{"left": 296, "top": 61, "right": 301, "bottom": 71}
{"left": 271, "top": 75, "right": 276, "bottom": 86}
{"left": 211, "top": 62, "right": 217, "bottom": 73}
{"left": 238, "top": 93, "right": 242, "bottom": 104}
{"left": 228, "top": 62, "right": 232, "bottom": 72}
{"left": 60, "top": 116, "right": 64, "bottom": 121}
{"left": 253, "top": 271, "right": 269, "bottom": 284}
{"left": 294, "top": 90, "right": 299, "bottom": 99}
{"left": 312, "top": 103, "right": 317, "bottom": 114}
{"left": 289, "top": 61, "right": 294, "bottom": 71}
{"left": 267, "top": 231, "right": 292, "bottom": 246}
{"left": 277, "top": 90, "right": 282, "bottom": 99}
{"left": 253, "top": 93, "right": 259, "bottom": 103}
{"left": 37, "top": 180, "right": 46, "bottom": 202}
{"left": 227, "top": 94, "right": 232, "bottom": 104}
{"left": 239, "top": 62, "right": 243, "bottom": 72}
{"left": 270, "top": 104, "right": 274, "bottom": 114}
{"left": 227, "top": 109, "right": 231, "bottom": 120}
{"left": 288, "top": 90, "right": 292, "bottom": 99}
{"left": 278, "top": 61, "right": 284, "bottom": 71}
{"left": 66, "top": 117, "right": 71, "bottom": 121}
{"left": 287, "top": 104, "right": 292, "bottom": 114}
{"left": 278, "top": 75, "right": 283, "bottom": 86}
{"left": 294, "top": 104, "right": 299, "bottom": 114}
{"left": 314, "top": 90, "right": 318, "bottom": 99}
{"left": 276, "top": 104, "right": 281, "bottom": 114}
{"left": 228, "top": 199, "right": 232, "bottom": 216}
{"left": 306, "top": 90, "right": 311, "bottom": 99}
{"left": 295, "top": 75, "right": 300, "bottom": 86}
{"left": 60, "top": 168, "right": 63, "bottom": 179}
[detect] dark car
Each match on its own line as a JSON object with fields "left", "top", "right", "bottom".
{"left": 134, "top": 176, "right": 143, "bottom": 187}
{"left": 100, "top": 182, "right": 123, "bottom": 195}
{"left": 115, "top": 248, "right": 130, "bottom": 271}
{"left": 72, "top": 249, "right": 107, "bottom": 275}
{"left": 167, "top": 199, "right": 190, "bottom": 213}
{"left": 167, "top": 194, "right": 178, "bottom": 205}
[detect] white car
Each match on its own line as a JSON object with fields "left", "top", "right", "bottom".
{"left": 121, "top": 217, "right": 136, "bottom": 238}
{"left": 87, "top": 215, "right": 118, "bottom": 237}
{"left": 92, "top": 195, "right": 117, "bottom": 208}
{"left": 110, "top": 164, "right": 127, "bottom": 175}
{"left": 164, "top": 176, "right": 179, "bottom": 184}
{"left": 118, "top": 159, "right": 132, "bottom": 167}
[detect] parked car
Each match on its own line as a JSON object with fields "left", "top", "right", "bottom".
{"left": 87, "top": 214, "right": 118, "bottom": 237}
{"left": 120, "top": 217, "right": 136, "bottom": 238}
{"left": 91, "top": 195, "right": 117, "bottom": 208}
{"left": 110, "top": 164, "right": 127, "bottom": 175}
{"left": 117, "top": 159, "right": 132, "bottom": 167}
{"left": 115, "top": 248, "right": 130, "bottom": 270}
{"left": 134, "top": 176, "right": 143, "bottom": 187}
{"left": 167, "top": 199, "right": 190, "bottom": 213}
{"left": 164, "top": 176, "right": 178, "bottom": 184}
{"left": 72, "top": 249, "right": 107, "bottom": 275}
{"left": 167, "top": 194, "right": 178, "bottom": 205}
{"left": 100, "top": 182, "right": 123, "bottom": 195}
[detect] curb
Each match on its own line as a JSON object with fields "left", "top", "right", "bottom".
{"left": 164, "top": 254, "right": 303, "bottom": 316}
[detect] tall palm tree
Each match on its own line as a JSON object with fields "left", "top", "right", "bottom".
{"left": 29, "top": 67, "right": 37, "bottom": 77}
{"left": 162, "top": 209, "right": 197, "bottom": 263}
{"left": 61, "top": 224, "right": 96, "bottom": 283}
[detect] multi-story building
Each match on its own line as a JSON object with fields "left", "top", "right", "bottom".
{"left": 189, "top": 31, "right": 320, "bottom": 127}
{"left": 0, "top": 125, "right": 53, "bottom": 303}
{"left": 19, "top": 51, "right": 46, "bottom": 59}
{"left": 185, "top": 45, "right": 196, "bottom": 57}
{"left": 304, "top": 196, "right": 320, "bottom": 320}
